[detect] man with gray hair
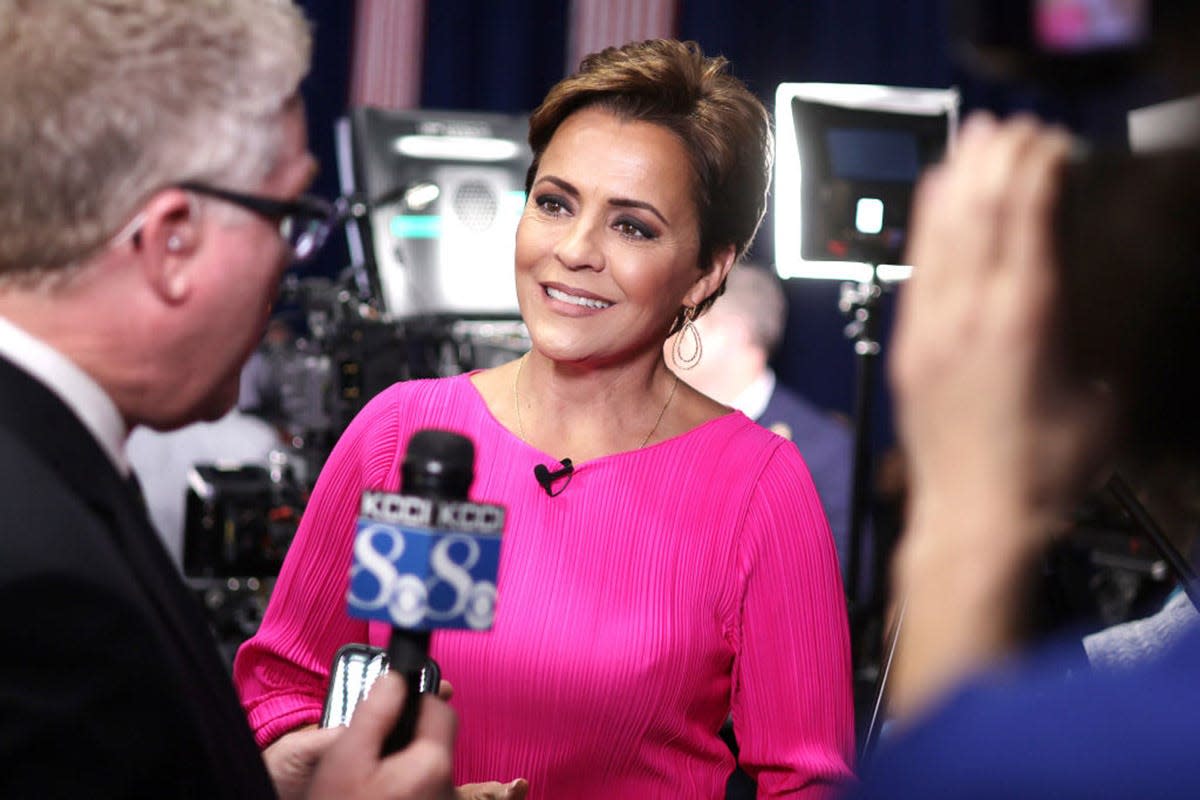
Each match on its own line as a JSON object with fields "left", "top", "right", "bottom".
{"left": 0, "top": 2, "right": 454, "bottom": 797}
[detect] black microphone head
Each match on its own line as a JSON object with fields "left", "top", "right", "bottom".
{"left": 402, "top": 429, "right": 475, "bottom": 499}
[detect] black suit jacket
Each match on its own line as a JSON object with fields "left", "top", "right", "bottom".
{"left": 0, "top": 356, "right": 274, "bottom": 797}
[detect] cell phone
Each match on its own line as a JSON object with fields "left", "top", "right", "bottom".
{"left": 320, "top": 643, "right": 389, "bottom": 728}
{"left": 319, "top": 643, "right": 442, "bottom": 728}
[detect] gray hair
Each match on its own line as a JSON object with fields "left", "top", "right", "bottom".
{"left": 714, "top": 264, "right": 788, "bottom": 354}
{"left": 0, "top": 0, "right": 311, "bottom": 281}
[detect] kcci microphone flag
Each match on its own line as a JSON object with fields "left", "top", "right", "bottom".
{"left": 348, "top": 490, "right": 505, "bottom": 631}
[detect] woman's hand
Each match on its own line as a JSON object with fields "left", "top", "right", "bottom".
{"left": 887, "top": 112, "right": 1113, "bottom": 719}
{"left": 456, "top": 778, "right": 530, "bottom": 800}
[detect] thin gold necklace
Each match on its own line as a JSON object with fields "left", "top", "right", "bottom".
{"left": 512, "top": 353, "right": 679, "bottom": 450}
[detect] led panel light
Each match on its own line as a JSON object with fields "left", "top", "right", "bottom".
{"left": 773, "top": 83, "right": 959, "bottom": 282}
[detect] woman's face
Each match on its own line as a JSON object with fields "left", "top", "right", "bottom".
{"left": 515, "top": 106, "right": 729, "bottom": 369}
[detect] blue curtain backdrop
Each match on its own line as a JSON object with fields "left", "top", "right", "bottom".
{"left": 295, "top": 0, "right": 1169, "bottom": 455}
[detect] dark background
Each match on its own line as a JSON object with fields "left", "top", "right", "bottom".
{"left": 292, "top": 0, "right": 1173, "bottom": 458}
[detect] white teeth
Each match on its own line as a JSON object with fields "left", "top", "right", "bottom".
{"left": 545, "top": 286, "right": 612, "bottom": 309}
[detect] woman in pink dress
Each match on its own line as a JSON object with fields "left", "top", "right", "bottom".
{"left": 235, "top": 39, "right": 855, "bottom": 800}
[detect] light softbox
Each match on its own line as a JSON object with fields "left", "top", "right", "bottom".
{"left": 774, "top": 84, "right": 959, "bottom": 280}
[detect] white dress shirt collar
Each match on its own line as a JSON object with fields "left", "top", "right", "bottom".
{"left": 0, "top": 314, "right": 130, "bottom": 475}
{"left": 730, "top": 367, "right": 776, "bottom": 422}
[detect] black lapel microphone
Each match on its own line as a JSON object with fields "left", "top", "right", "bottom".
{"left": 533, "top": 458, "right": 574, "bottom": 497}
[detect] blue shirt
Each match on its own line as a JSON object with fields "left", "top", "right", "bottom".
{"left": 853, "top": 626, "right": 1200, "bottom": 799}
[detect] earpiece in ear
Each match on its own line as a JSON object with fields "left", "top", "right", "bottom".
{"left": 167, "top": 235, "right": 183, "bottom": 252}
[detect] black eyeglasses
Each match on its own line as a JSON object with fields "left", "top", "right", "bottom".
{"left": 176, "top": 181, "right": 343, "bottom": 263}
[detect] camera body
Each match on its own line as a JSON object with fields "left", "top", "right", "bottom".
{"left": 1056, "top": 146, "right": 1200, "bottom": 459}
{"left": 951, "top": 0, "right": 1200, "bottom": 459}
{"left": 949, "top": 0, "right": 1153, "bottom": 87}
{"left": 183, "top": 461, "right": 304, "bottom": 578}
{"left": 949, "top": 0, "right": 1200, "bottom": 91}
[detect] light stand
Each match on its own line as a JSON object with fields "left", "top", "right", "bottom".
{"left": 838, "top": 268, "right": 883, "bottom": 613}
{"left": 838, "top": 267, "right": 894, "bottom": 762}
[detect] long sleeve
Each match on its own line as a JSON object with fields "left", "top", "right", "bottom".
{"left": 729, "top": 444, "right": 856, "bottom": 797}
{"left": 758, "top": 384, "right": 855, "bottom": 583}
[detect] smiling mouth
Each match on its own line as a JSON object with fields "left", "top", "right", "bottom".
{"left": 545, "top": 286, "right": 613, "bottom": 310}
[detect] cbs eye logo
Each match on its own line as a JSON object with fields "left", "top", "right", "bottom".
{"left": 349, "top": 524, "right": 498, "bottom": 630}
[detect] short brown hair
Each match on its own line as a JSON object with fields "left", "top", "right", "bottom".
{"left": 526, "top": 39, "right": 772, "bottom": 324}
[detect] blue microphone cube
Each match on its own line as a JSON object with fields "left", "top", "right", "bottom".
{"left": 348, "top": 492, "right": 505, "bottom": 631}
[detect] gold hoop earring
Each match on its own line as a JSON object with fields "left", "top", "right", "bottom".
{"left": 672, "top": 306, "right": 703, "bottom": 369}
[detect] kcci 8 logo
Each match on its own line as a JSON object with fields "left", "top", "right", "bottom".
{"left": 348, "top": 517, "right": 502, "bottom": 631}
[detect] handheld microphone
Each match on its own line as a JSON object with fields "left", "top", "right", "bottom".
{"left": 346, "top": 429, "right": 505, "bottom": 751}
{"left": 533, "top": 458, "right": 574, "bottom": 497}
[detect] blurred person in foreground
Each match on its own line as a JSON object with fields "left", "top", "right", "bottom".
{"left": 667, "top": 263, "right": 855, "bottom": 578}
{"left": 237, "top": 39, "right": 855, "bottom": 800}
{"left": 0, "top": 1, "right": 454, "bottom": 797}
{"left": 852, "top": 108, "right": 1200, "bottom": 798}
